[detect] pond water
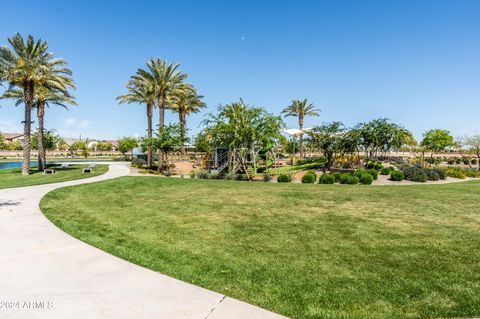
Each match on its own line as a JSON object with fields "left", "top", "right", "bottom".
{"left": 0, "top": 161, "right": 39, "bottom": 169}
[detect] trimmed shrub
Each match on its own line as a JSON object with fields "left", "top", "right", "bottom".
{"left": 131, "top": 158, "right": 146, "bottom": 167}
{"left": 445, "top": 167, "right": 466, "bottom": 179}
{"left": 424, "top": 169, "right": 440, "bottom": 181}
{"left": 359, "top": 173, "right": 374, "bottom": 185}
{"left": 319, "top": 173, "right": 335, "bottom": 184}
{"left": 380, "top": 167, "right": 391, "bottom": 175}
{"left": 197, "top": 171, "right": 210, "bottom": 179}
{"left": 332, "top": 172, "right": 342, "bottom": 183}
{"left": 277, "top": 173, "right": 292, "bottom": 183}
{"left": 340, "top": 173, "right": 359, "bottom": 185}
{"left": 374, "top": 162, "right": 383, "bottom": 170}
{"left": 400, "top": 165, "right": 427, "bottom": 182}
{"left": 390, "top": 170, "right": 404, "bottom": 181}
{"left": 366, "top": 161, "right": 376, "bottom": 169}
{"left": 366, "top": 168, "right": 379, "bottom": 180}
{"left": 302, "top": 171, "right": 317, "bottom": 184}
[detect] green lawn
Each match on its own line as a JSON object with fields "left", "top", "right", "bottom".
{"left": 40, "top": 177, "right": 480, "bottom": 319}
{"left": 0, "top": 164, "right": 108, "bottom": 189}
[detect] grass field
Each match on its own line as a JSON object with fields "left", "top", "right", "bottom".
{"left": 0, "top": 165, "right": 108, "bottom": 189}
{"left": 40, "top": 177, "right": 480, "bottom": 319}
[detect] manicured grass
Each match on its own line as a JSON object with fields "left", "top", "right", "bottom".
{"left": 0, "top": 164, "right": 108, "bottom": 189}
{"left": 40, "top": 177, "right": 480, "bottom": 319}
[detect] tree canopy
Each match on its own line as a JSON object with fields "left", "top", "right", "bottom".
{"left": 421, "top": 129, "right": 455, "bottom": 153}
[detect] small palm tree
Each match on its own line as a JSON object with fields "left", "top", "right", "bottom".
{"left": 133, "top": 58, "right": 187, "bottom": 168}
{"left": 281, "top": 98, "right": 320, "bottom": 158}
{"left": 168, "top": 84, "right": 206, "bottom": 155}
{"left": 0, "top": 33, "right": 72, "bottom": 175}
{"left": 117, "top": 76, "right": 155, "bottom": 166}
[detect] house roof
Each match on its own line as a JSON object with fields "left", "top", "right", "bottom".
{"left": 2, "top": 133, "right": 24, "bottom": 140}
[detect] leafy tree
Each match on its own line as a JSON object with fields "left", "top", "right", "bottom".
{"left": 281, "top": 98, "right": 320, "bottom": 158}
{"left": 70, "top": 139, "right": 91, "bottom": 158}
{"left": 351, "top": 118, "right": 415, "bottom": 159}
{"left": 0, "top": 132, "right": 5, "bottom": 149}
{"left": 194, "top": 131, "right": 212, "bottom": 154}
{"left": 0, "top": 33, "right": 73, "bottom": 175}
{"left": 281, "top": 137, "right": 299, "bottom": 157}
{"left": 118, "top": 137, "right": 138, "bottom": 159}
{"left": 117, "top": 73, "right": 155, "bottom": 166}
{"left": 31, "top": 129, "right": 61, "bottom": 150}
{"left": 96, "top": 141, "right": 113, "bottom": 151}
{"left": 421, "top": 129, "right": 454, "bottom": 158}
{"left": 308, "top": 122, "right": 345, "bottom": 170}
{"left": 7, "top": 140, "right": 23, "bottom": 150}
{"left": 204, "top": 99, "right": 285, "bottom": 180}
{"left": 153, "top": 124, "right": 181, "bottom": 169}
{"left": 465, "top": 134, "right": 480, "bottom": 171}
{"left": 168, "top": 83, "right": 206, "bottom": 155}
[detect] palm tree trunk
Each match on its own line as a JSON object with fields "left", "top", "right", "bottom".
{"left": 21, "top": 83, "right": 34, "bottom": 176}
{"left": 37, "top": 102, "right": 46, "bottom": 171}
{"left": 299, "top": 116, "right": 304, "bottom": 159}
{"left": 157, "top": 96, "right": 166, "bottom": 172}
{"left": 179, "top": 110, "right": 186, "bottom": 157}
{"left": 147, "top": 103, "right": 153, "bottom": 167}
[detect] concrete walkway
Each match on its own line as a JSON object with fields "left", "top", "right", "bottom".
{"left": 0, "top": 163, "right": 288, "bottom": 319}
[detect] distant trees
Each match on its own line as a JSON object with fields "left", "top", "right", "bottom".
{"left": 349, "top": 118, "right": 416, "bottom": 159}
{"left": 70, "top": 139, "right": 91, "bottom": 158}
{"left": 118, "top": 137, "right": 138, "bottom": 159}
{"left": 95, "top": 141, "right": 113, "bottom": 151}
{"left": 421, "top": 129, "right": 454, "bottom": 158}
{"left": 465, "top": 134, "right": 480, "bottom": 171}
{"left": 31, "top": 129, "right": 62, "bottom": 151}
{"left": 0, "top": 133, "right": 5, "bottom": 149}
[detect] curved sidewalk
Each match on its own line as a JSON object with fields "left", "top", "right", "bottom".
{"left": 0, "top": 163, "right": 288, "bottom": 319}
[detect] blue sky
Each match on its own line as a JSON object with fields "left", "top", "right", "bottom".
{"left": 0, "top": 0, "right": 479, "bottom": 140}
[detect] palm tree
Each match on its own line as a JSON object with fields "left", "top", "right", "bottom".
{"left": 117, "top": 76, "right": 155, "bottom": 167}
{"left": 1, "top": 86, "right": 76, "bottom": 170}
{"left": 0, "top": 33, "right": 72, "bottom": 175}
{"left": 168, "top": 84, "right": 206, "bottom": 156}
{"left": 133, "top": 58, "right": 187, "bottom": 168}
{"left": 281, "top": 98, "right": 320, "bottom": 158}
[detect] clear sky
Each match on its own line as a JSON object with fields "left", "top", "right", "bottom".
{"left": 0, "top": 0, "right": 479, "bottom": 140}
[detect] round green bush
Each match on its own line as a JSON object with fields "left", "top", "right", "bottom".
{"left": 425, "top": 169, "right": 440, "bottom": 181}
{"left": 374, "top": 163, "right": 383, "bottom": 170}
{"left": 301, "top": 171, "right": 317, "bottom": 184}
{"left": 380, "top": 167, "right": 391, "bottom": 175}
{"left": 277, "top": 173, "right": 292, "bottom": 183}
{"left": 319, "top": 173, "right": 335, "bottom": 184}
{"left": 340, "top": 173, "right": 359, "bottom": 185}
{"left": 332, "top": 172, "right": 342, "bottom": 183}
{"left": 366, "top": 168, "right": 378, "bottom": 180}
{"left": 359, "top": 173, "right": 374, "bottom": 185}
{"left": 390, "top": 170, "right": 404, "bottom": 181}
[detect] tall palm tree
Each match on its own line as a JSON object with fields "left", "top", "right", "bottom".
{"left": 281, "top": 98, "right": 320, "bottom": 158}
{"left": 117, "top": 76, "right": 155, "bottom": 167}
{"left": 1, "top": 86, "right": 76, "bottom": 170}
{"left": 168, "top": 84, "right": 206, "bottom": 155}
{"left": 133, "top": 58, "right": 187, "bottom": 168}
{"left": 0, "top": 33, "right": 72, "bottom": 175}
